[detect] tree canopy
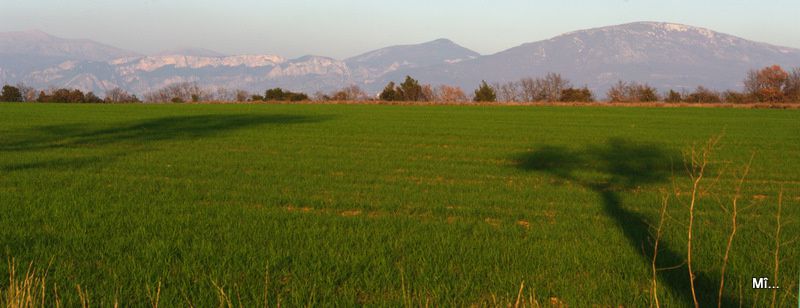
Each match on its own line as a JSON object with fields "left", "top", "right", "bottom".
{"left": 473, "top": 81, "right": 496, "bottom": 102}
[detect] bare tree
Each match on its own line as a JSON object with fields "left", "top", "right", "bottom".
{"left": 143, "top": 82, "right": 210, "bottom": 102}
{"left": 685, "top": 86, "right": 721, "bottom": 103}
{"left": 607, "top": 80, "right": 629, "bottom": 102}
{"left": 342, "top": 85, "right": 368, "bottom": 101}
{"left": 434, "top": 85, "right": 467, "bottom": 102}
{"left": 515, "top": 73, "right": 571, "bottom": 102}
{"left": 542, "top": 73, "right": 570, "bottom": 101}
{"left": 519, "top": 78, "right": 537, "bottom": 102}
{"left": 421, "top": 84, "right": 435, "bottom": 102}
{"left": 210, "top": 87, "right": 250, "bottom": 102}
{"left": 328, "top": 85, "right": 368, "bottom": 101}
{"left": 213, "top": 87, "right": 234, "bottom": 102}
{"left": 105, "top": 87, "right": 139, "bottom": 103}
{"left": 722, "top": 90, "right": 750, "bottom": 104}
{"left": 235, "top": 89, "right": 250, "bottom": 102}
{"left": 743, "top": 69, "right": 758, "bottom": 98}
{"left": 14, "top": 82, "right": 37, "bottom": 102}
{"left": 497, "top": 81, "right": 520, "bottom": 102}
{"left": 784, "top": 67, "right": 800, "bottom": 102}
{"left": 313, "top": 91, "right": 330, "bottom": 101}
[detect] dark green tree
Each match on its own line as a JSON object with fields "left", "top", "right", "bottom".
{"left": 1, "top": 85, "right": 23, "bottom": 102}
{"left": 85, "top": 92, "right": 104, "bottom": 103}
{"left": 265, "top": 88, "right": 286, "bottom": 101}
{"left": 262, "top": 88, "right": 308, "bottom": 102}
{"left": 473, "top": 81, "right": 496, "bottom": 102}
{"left": 379, "top": 82, "right": 398, "bottom": 101}
{"left": 36, "top": 88, "right": 87, "bottom": 103}
{"left": 398, "top": 76, "right": 423, "bottom": 101}
{"left": 49, "top": 89, "right": 77, "bottom": 103}
{"left": 67, "top": 89, "right": 86, "bottom": 103}
{"left": 285, "top": 92, "right": 309, "bottom": 101}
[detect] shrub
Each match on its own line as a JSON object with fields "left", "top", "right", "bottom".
{"left": 285, "top": 92, "right": 309, "bottom": 102}
{"left": 559, "top": 87, "right": 594, "bottom": 102}
{"left": 607, "top": 81, "right": 659, "bottom": 102}
{"left": 722, "top": 91, "right": 751, "bottom": 104}
{"left": 263, "top": 88, "right": 309, "bottom": 102}
{"left": 265, "top": 88, "right": 286, "bottom": 101}
{"left": 636, "top": 84, "right": 659, "bottom": 102}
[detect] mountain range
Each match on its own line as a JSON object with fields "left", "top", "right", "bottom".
{"left": 1, "top": 22, "right": 798, "bottom": 97}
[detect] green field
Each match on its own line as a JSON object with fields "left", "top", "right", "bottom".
{"left": 1, "top": 103, "right": 798, "bottom": 306}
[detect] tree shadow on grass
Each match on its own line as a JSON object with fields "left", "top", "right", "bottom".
{"left": 1, "top": 114, "right": 330, "bottom": 171}
{"left": 515, "top": 138, "right": 739, "bottom": 306}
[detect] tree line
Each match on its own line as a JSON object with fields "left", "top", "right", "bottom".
{"left": 2, "top": 65, "right": 798, "bottom": 103}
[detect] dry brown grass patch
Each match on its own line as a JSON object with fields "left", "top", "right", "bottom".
{"left": 484, "top": 218, "right": 502, "bottom": 227}
{"left": 340, "top": 210, "right": 362, "bottom": 217}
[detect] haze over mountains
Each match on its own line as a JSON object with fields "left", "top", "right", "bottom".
{"left": 1, "top": 22, "right": 798, "bottom": 97}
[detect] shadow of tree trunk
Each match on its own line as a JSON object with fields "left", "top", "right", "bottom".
{"left": 515, "top": 139, "right": 740, "bottom": 306}
{"left": 1, "top": 113, "right": 332, "bottom": 171}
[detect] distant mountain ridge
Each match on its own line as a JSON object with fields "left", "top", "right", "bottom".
{"left": 378, "top": 22, "right": 800, "bottom": 93}
{"left": 0, "top": 30, "right": 142, "bottom": 83}
{"left": 1, "top": 22, "right": 798, "bottom": 97}
{"left": 345, "top": 38, "right": 480, "bottom": 84}
{"left": 0, "top": 30, "right": 140, "bottom": 61}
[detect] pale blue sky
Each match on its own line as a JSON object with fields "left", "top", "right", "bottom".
{"left": 2, "top": 0, "right": 798, "bottom": 59}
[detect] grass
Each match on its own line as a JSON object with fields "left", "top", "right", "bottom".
{"left": 0, "top": 103, "right": 798, "bottom": 306}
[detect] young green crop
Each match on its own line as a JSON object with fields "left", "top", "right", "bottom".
{"left": 0, "top": 103, "right": 797, "bottom": 306}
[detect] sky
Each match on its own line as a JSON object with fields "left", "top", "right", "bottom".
{"left": 1, "top": 0, "right": 799, "bottom": 59}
